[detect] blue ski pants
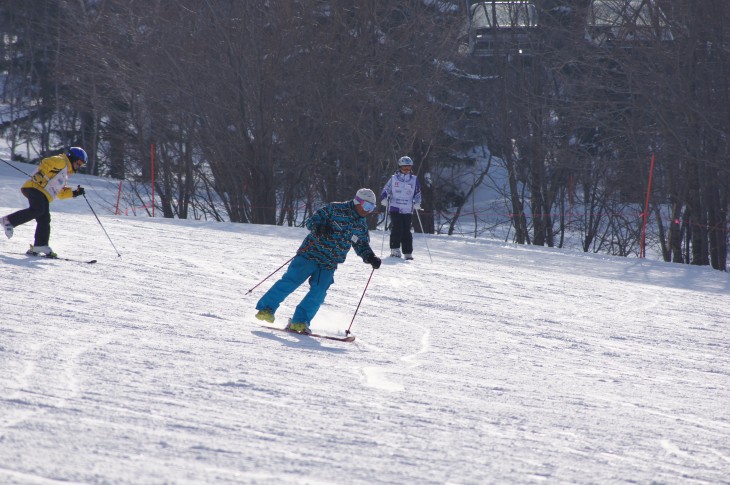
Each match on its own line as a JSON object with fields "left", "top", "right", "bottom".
{"left": 256, "top": 255, "right": 335, "bottom": 326}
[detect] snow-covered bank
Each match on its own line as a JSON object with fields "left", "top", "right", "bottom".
{"left": 1, "top": 161, "right": 729, "bottom": 484}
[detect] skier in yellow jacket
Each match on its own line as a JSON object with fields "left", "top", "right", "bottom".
{"left": 2, "top": 147, "right": 88, "bottom": 258}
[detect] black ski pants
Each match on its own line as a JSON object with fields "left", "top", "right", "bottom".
{"left": 7, "top": 188, "right": 51, "bottom": 246}
{"left": 389, "top": 212, "right": 413, "bottom": 254}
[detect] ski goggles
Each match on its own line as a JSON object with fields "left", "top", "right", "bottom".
{"left": 355, "top": 197, "right": 376, "bottom": 212}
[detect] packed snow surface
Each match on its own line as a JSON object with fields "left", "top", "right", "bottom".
{"left": 1, "top": 161, "right": 729, "bottom": 484}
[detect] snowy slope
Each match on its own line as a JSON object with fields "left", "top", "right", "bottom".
{"left": 0, "top": 160, "right": 729, "bottom": 484}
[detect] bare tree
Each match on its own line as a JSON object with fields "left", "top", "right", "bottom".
{"left": 4, "top": 0, "right": 726, "bottom": 268}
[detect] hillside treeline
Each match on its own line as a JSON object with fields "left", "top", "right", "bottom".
{"left": 0, "top": 1, "right": 727, "bottom": 270}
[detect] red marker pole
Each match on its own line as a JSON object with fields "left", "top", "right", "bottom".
{"left": 150, "top": 143, "right": 155, "bottom": 218}
{"left": 641, "top": 153, "right": 656, "bottom": 258}
{"left": 115, "top": 180, "right": 122, "bottom": 215}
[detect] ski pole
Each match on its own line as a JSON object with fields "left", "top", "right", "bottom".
{"left": 380, "top": 197, "right": 390, "bottom": 257}
{"left": 0, "top": 157, "right": 32, "bottom": 177}
{"left": 346, "top": 267, "right": 375, "bottom": 336}
{"left": 414, "top": 207, "right": 433, "bottom": 263}
{"left": 245, "top": 255, "right": 295, "bottom": 295}
{"left": 82, "top": 191, "right": 122, "bottom": 258}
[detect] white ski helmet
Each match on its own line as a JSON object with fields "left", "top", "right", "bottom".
{"left": 398, "top": 156, "right": 413, "bottom": 166}
{"left": 354, "top": 188, "right": 377, "bottom": 209}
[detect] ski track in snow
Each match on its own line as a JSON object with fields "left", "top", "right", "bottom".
{"left": 0, "top": 167, "right": 729, "bottom": 484}
{"left": 360, "top": 324, "right": 430, "bottom": 393}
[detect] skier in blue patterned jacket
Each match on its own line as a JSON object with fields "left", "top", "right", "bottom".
{"left": 255, "top": 188, "right": 382, "bottom": 334}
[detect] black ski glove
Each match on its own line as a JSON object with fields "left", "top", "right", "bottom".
{"left": 314, "top": 223, "right": 333, "bottom": 236}
{"left": 366, "top": 254, "right": 381, "bottom": 269}
{"left": 72, "top": 186, "right": 85, "bottom": 198}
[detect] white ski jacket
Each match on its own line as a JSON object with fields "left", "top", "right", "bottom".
{"left": 381, "top": 172, "right": 422, "bottom": 214}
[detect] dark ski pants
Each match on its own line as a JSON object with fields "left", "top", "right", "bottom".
{"left": 7, "top": 188, "right": 51, "bottom": 246}
{"left": 389, "top": 212, "right": 413, "bottom": 255}
{"left": 256, "top": 255, "right": 335, "bottom": 326}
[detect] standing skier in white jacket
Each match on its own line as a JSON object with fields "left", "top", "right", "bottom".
{"left": 380, "top": 156, "right": 422, "bottom": 260}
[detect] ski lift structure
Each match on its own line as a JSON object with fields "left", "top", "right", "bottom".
{"left": 458, "top": 0, "right": 673, "bottom": 57}
{"left": 459, "top": 1, "right": 539, "bottom": 57}
{"left": 585, "top": 0, "right": 674, "bottom": 48}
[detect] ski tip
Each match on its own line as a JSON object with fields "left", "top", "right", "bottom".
{"left": 62, "top": 258, "right": 97, "bottom": 264}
